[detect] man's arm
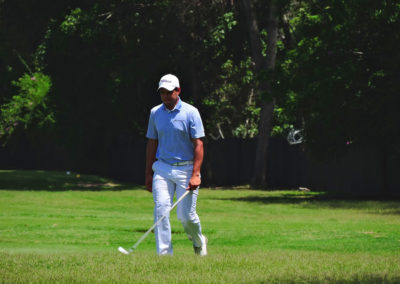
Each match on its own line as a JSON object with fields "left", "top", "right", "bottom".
{"left": 145, "top": 139, "right": 158, "bottom": 192}
{"left": 187, "top": 138, "right": 204, "bottom": 190}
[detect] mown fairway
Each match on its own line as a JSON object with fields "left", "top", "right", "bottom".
{"left": 0, "top": 170, "right": 399, "bottom": 283}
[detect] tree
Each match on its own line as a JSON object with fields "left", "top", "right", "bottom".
{"left": 1, "top": 0, "right": 259, "bottom": 174}
{"left": 276, "top": 0, "right": 400, "bottom": 194}
{"left": 0, "top": 72, "right": 53, "bottom": 144}
{"left": 241, "top": 0, "right": 280, "bottom": 187}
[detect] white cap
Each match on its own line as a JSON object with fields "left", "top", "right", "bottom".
{"left": 158, "top": 74, "right": 180, "bottom": 91}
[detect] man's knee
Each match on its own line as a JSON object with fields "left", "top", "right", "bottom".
{"left": 177, "top": 211, "right": 198, "bottom": 224}
{"left": 155, "top": 203, "right": 171, "bottom": 217}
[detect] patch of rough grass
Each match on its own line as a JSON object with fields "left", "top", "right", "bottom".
{"left": 1, "top": 251, "right": 399, "bottom": 283}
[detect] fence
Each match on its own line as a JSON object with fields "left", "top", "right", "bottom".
{"left": 0, "top": 137, "right": 399, "bottom": 196}
{"left": 204, "top": 138, "right": 399, "bottom": 196}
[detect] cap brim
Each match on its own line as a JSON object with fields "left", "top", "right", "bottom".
{"left": 158, "top": 83, "right": 176, "bottom": 91}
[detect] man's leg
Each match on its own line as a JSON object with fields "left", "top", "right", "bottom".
{"left": 152, "top": 171, "right": 175, "bottom": 255}
{"left": 174, "top": 168, "right": 206, "bottom": 251}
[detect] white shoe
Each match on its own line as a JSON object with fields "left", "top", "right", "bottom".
{"left": 194, "top": 235, "right": 208, "bottom": 256}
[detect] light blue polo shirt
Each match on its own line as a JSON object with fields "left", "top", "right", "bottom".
{"left": 146, "top": 98, "right": 205, "bottom": 165}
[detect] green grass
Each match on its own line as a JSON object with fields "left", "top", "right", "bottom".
{"left": 1, "top": 170, "right": 400, "bottom": 283}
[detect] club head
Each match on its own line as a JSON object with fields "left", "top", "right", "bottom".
{"left": 118, "top": 246, "right": 131, "bottom": 255}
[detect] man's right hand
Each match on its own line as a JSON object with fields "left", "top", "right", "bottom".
{"left": 145, "top": 173, "right": 153, "bottom": 192}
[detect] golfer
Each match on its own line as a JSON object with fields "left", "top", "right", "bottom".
{"left": 145, "top": 74, "right": 207, "bottom": 256}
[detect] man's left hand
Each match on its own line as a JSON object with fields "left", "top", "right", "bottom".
{"left": 187, "top": 175, "right": 201, "bottom": 191}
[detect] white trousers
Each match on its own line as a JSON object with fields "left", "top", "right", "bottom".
{"left": 152, "top": 160, "right": 204, "bottom": 255}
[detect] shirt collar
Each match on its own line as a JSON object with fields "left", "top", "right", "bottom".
{"left": 163, "top": 97, "right": 182, "bottom": 113}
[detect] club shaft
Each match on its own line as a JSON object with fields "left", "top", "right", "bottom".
{"left": 130, "top": 190, "right": 191, "bottom": 250}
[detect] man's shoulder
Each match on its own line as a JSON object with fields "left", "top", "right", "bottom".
{"left": 180, "top": 101, "right": 199, "bottom": 113}
{"left": 150, "top": 104, "right": 164, "bottom": 113}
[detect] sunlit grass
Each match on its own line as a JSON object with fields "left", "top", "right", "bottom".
{"left": 0, "top": 170, "right": 399, "bottom": 283}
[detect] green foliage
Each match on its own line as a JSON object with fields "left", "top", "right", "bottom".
{"left": 33, "top": 23, "right": 54, "bottom": 71}
{"left": 204, "top": 11, "right": 238, "bottom": 56}
{"left": 275, "top": 0, "right": 400, "bottom": 158}
{"left": 203, "top": 57, "right": 260, "bottom": 139}
{"left": 271, "top": 106, "right": 294, "bottom": 136}
{"left": 60, "top": 8, "right": 82, "bottom": 35}
{"left": 0, "top": 72, "right": 53, "bottom": 143}
{"left": 200, "top": 9, "right": 263, "bottom": 139}
{"left": 1, "top": 0, "right": 399, "bottom": 170}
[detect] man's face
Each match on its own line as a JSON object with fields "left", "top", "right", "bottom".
{"left": 159, "top": 87, "right": 180, "bottom": 109}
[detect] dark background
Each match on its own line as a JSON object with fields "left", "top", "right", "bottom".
{"left": 1, "top": 1, "right": 399, "bottom": 197}
{"left": 1, "top": 137, "right": 398, "bottom": 196}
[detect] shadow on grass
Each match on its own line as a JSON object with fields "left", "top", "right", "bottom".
{"left": 119, "top": 228, "right": 186, "bottom": 234}
{"left": 0, "top": 170, "right": 141, "bottom": 191}
{"left": 219, "top": 191, "right": 400, "bottom": 215}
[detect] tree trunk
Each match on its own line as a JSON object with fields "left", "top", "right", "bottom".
{"left": 241, "top": 0, "right": 279, "bottom": 187}
{"left": 241, "top": 0, "right": 266, "bottom": 71}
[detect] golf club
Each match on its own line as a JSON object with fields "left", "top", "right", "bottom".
{"left": 118, "top": 190, "right": 191, "bottom": 255}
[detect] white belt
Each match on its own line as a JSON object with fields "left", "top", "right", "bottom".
{"left": 159, "top": 159, "right": 193, "bottom": 166}
{"left": 161, "top": 160, "right": 193, "bottom": 166}
{"left": 171, "top": 161, "right": 193, "bottom": 166}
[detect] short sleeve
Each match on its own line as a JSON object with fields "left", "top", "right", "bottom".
{"left": 189, "top": 108, "right": 205, "bottom": 138}
{"left": 146, "top": 110, "right": 158, "bottom": 139}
